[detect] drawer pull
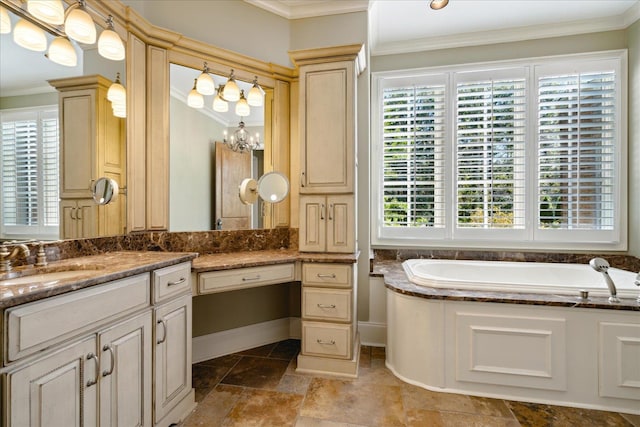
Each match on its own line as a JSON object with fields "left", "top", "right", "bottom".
{"left": 156, "top": 319, "right": 167, "bottom": 345}
{"left": 317, "top": 273, "right": 336, "bottom": 279}
{"left": 168, "top": 277, "right": 186, "bottom": 286}
{"left": 317, "top": 303, "right": 336, "bottom": 309}
{"left": 102, "top": 344, "right": 115, "bottom": 377}
{"left": 316, "top": 339, "right": 336, "bottom": 345}
{"left": 86, "top": 352, "right": 99, "bottom": 387}
{"left": 242, "top": 275, "right": 261, "bottom": 282}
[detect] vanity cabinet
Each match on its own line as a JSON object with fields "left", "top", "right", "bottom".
{"left": 1, "top": 262, "right": 194, "bottom": 427}
{"left": 299, "top": 195, "right": 355, "bottom": 253}
{"left": 60, "top": 198, "right": 97, "bottom": 239}
{"left": 49, "top": 75, "right": 126, "bottom": 239}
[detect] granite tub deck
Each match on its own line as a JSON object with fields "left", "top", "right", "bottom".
{"left": 0, "top": 251, "right": 198, "bottom": 309}
{"left": 375, "top": 260, "right": 640, "bottom": 311}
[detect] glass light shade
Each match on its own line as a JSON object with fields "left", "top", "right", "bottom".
{"left": 213, "top": 94, "right": 229, "bottom": 112}
{"left": 187, "top": 88, "right": 204, "bottom": 108}
{"left": 98, "top": 29, "right": 125, "bottom": 61}
{"left": 48, "top": 37, "right": 77, "bottom": 67}
{"left": 223, "top": 78, "right": 240, "bottom": 102}
{"left": 430, "top": 0, "right": 449, "bottom": 10}
{"left": 247, "top": 84, "right": 263, "bottom": 107}
{"left": 196, "top": 72, "right": 215, "bottom": 95}
{"left": 28, "top": 0, "right": 65, "bottom": 25}
{"left": 13, "top": 19, "right": 47, "bottom": 52}
{"left": 112, "top": 103, "right": 126, "bottom": 118}
{"left": 65, "top": 7, "right": 96, "bottom": 44}
{"left": 1, "top": 7, "right": 12, "bottom": 34}
{"left": 235, "top": 95, "right": 250, "bottom": 117}
{"left": 107, "top": 81, "right": 126, "bottom": 103}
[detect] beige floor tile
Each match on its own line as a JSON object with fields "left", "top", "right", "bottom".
{"left": 439, "top": 411, "right": 521, "bottom": 427}
{"left": 182, "top": 384, "right": 243, "bottom": 427}
{"left": 622, "top": 413, "right": 640, "bottom": 427}
{"left": 507, "top": 401, "right": 632, "bottom": 427}
{"left": 402, "top": 384, "right": 477, "bottom": 414}
{"left": 277, "top": 374, "right": 312, "bottom": 395}
{"left": 222, "top": 388, "right": 303, "bottom": 427}
{"left": 301, "top": 377, "right": 404, "bottom": 427}
{"left": 295, "top": 417, "right": 369, "bottom": 427}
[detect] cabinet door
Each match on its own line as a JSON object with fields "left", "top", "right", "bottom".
{"left": 77, "top": 199, "right": 97, "bottom": 238}
{"left": 300, "top": 195, "right": 327, "bottom": 252}
{"left": 60, "top": 199, "right": 79, "bottom": 239}
{"left": 299, "top": 61, "right": 355, "bottom": 194}
{"left": 326, "top": 195, "right": 355, "bottom": 253}
{"left": 154, "top": 294, "right": 192, "bottom": 424}
{"left": 98, "top": 311, "right": 152, "bottom": 427}
{"left": 7, "top": 336, "right": 98, "bottom": 427}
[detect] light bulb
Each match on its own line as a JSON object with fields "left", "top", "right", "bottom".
{"left": 28, "top": 0, "right": 65, "bottom": 25}
{"left": 247, "top": 77, "right": 264, "bottom": 107}
{"left": 223, "top": 70, "right": 240, "bottom": 102}
{"left": 98, "top": 29, "right": 125, "bottom": 61}
{"left": 235, "top": 91, "right": 250, "bottom": 117}
{"left": 196, "top": 67, "right": 215, "bottom": 95}
{"left": 107, "top": 73, "right": 126, "bottom": 103}
{"left": 48, "top": 37, "right": 77, "bottom": 67}
{"left": 213, "top": 94, "right": 228, "bottom": 112}
{"left": 188, "top": 79, "right": 204, "bottom": 108}
{"left": 1, "top": 7, "right": 13, "bottom": 34}
{"left": 65, "top": 6, "right": 96, "bottom": 44}
{"left": 13, "top": 19, "right": 47, "bottom": 52}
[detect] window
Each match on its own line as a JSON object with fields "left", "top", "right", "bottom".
{"left": 372, "top": 51, "right": 626, "bottom": 250}
{"left": 1, "top": 107, "right": 59, "bottom": 240}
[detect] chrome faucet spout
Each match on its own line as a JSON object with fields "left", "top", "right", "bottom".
{"left": 589, "top": 257, "right": 619, "bottom": 303}
{"left": 0, "top": 243, "right": 31, "bottom": 273}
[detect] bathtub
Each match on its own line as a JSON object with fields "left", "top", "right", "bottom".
{"left": 384, "top": 259, "right": 640, "bottom": 415}
{"left": 403, "top": 259, "right": 639, "bottom": 298}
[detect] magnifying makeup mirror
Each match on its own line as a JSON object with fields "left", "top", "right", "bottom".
{"left": 239, "top": 172, "right": 289, "bottom": 205}
{"left": 92, "top": 177, "right": 119, "bottom": 205}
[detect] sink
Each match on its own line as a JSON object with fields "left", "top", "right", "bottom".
{"left": 0, "top": 270, "right": 103, "bottom": 286}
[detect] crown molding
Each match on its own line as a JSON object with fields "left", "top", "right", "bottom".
{"left": 372, "top": 14, "right": 634, "bottom": 56}
{"left": 170, "top": 86, "right": 229, "bottom": 127}
{"left": 244, "top": 0, "right": 370, "bottom": 19}
{"left": 624, "top": 1, "right": 640, "bottom": 26}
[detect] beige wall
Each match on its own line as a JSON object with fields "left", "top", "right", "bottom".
{"left": 628, "top": 20, "right": 640, "bottom": 257}
{"left": 0, "top": 92, "right": 58, "bottom": 110}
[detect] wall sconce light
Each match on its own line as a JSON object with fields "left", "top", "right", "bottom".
{"left": 2, "top": 0, "right": 125, "bottom": 66}
{"left": 188, "top": 64, "right": 264, "bottom": 117}
{"left": 107, "top": 72, "right": 126, "bottom": 118}
{"left": 187, "top": 78, "right": 204, "bottom": 109}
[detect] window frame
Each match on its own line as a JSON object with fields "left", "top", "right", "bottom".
{"left": 371, "top": 50, "right": 628, "bottom": 251}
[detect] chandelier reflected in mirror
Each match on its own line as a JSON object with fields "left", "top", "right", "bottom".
{"left": 223, "top": 121, "right": 260, "bottom": 153}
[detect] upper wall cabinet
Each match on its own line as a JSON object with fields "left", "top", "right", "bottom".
{"left": 292, "top": 45, "right": 365, "bottom": 194}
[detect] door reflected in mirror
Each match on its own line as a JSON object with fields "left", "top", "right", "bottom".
{"left": 169, "top": 63, "right": 272, "bottom": 232}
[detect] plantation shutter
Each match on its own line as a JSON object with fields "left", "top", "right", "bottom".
{"left": 1, "top": 108, "right": 59, "bottom": 238}
{"left": 381, "top": 78, "right": 446, "bottom": 229}
{"left": 455, "top": 70, "right": 526, "bottom": 229}
{"left": 537, "top": 70, "right": 616, "bottom": 230}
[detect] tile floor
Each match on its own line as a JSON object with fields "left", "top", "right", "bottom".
{"left": 183, "top": 340, "right": 640, "bottom": 427}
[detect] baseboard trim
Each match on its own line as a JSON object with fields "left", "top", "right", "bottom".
{"left": 358, "top": 321, "right": 387, "bottom": 347}
{"left": 192, "top": 317, "right": 300, "bottom": 363}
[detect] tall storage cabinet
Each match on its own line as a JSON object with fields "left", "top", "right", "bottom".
{"left": 290, "top": 44, "right": 365, "bottom": 378}
{"left": 49, "top": 75, "right": 126, "bottom": 239}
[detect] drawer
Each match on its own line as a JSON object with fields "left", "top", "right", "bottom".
{"left": 153, "top": 262, "right": 192, "bottom": 303}
{"left": 5, "top": 273, "right": 150, "bottom": 362}
{"left": 302, "top": 321, "right": 352, "bottom": 359}
{"left": 302, "top": 263, "right": 352, "bottom": 288}
{"left": 303, "top": 288, "right": 352, "bottom": 322}
{"left": 198, "top": 263, "right": 295, "bottom": 294}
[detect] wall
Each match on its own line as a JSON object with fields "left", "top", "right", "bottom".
{"left": 170, "top": 95, "right": 224, "bottom": 231}
{"left": 628, "top": 19, "right": 640, "bottom": 258}
{"left": 0, "top": 92, "right": 58, "bottom": 110}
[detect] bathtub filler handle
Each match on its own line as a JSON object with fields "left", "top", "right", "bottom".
{"left": 589, "top": 258, "right": 620, "bottom": 303}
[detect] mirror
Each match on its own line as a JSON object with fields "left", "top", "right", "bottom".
{"left": 0, "top": 6, "right": 126, "bottom": 241}
{"left": 258, "top": 172, "right": 289, "bottom": 203}
{"left": 92, "top": 177, "right": 119, "bottom": 205}
{"left": 169, "top": 62, "right": 269, "bottom": 231}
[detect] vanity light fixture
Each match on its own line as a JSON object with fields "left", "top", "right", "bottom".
{"left": 188, "top": 78, "right": 204, "bottom": 108}
{"left": 196, "top": 62, "right": 216, "bottom": 95}
{"left": 2, "top": 0, "right": 126, "bottom": 65}
{"left": 222, "top": 69, "right": 240, "bottom": 102}
{"left": 213, "top": 85, "right": 229, "bottom": 112}
{"left": 429, "top": 0, "right": 449, "bottom": 10}
{"left": 107, "top": 72, "right": 127, "bottom": 118}
{"left": 223, "top": 121, "right": 260, "bottom": 153}
{"left": 247, "top": 76, "right": 264, "bottom": 107}
{"left": 47, "top": 36, "right": 77, "bottom": 67}
{"left": 235, "top": 90, "right": 251, "bottom": 117}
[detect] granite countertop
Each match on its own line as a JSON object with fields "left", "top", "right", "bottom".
{"left": 0, "top": 251, "right": 198, "bottom": 310}
{"left": 192, "top": 249, "right": 359, "bottom": 273}
{"left": 375, "top": 260, "right": 640, "bottom": 312}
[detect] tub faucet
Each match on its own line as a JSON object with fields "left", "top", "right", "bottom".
{"left": 0, "top": 242, "right": 31, "bottom": 273}
{"left": 589, "top": 257, "right": 619, "bottom": 303}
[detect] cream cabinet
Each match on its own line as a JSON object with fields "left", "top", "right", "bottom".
{"left": 1, "top": 262, "right": 195, "bottom": 427}
{"left": 49, "top": 75, "right": 126, "bottom": 238}
{"left": 60, "top": 198, "right": 97, "bottom": 239}
{"left": 300, "top": 195, "right": 355, "bottom": 253}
